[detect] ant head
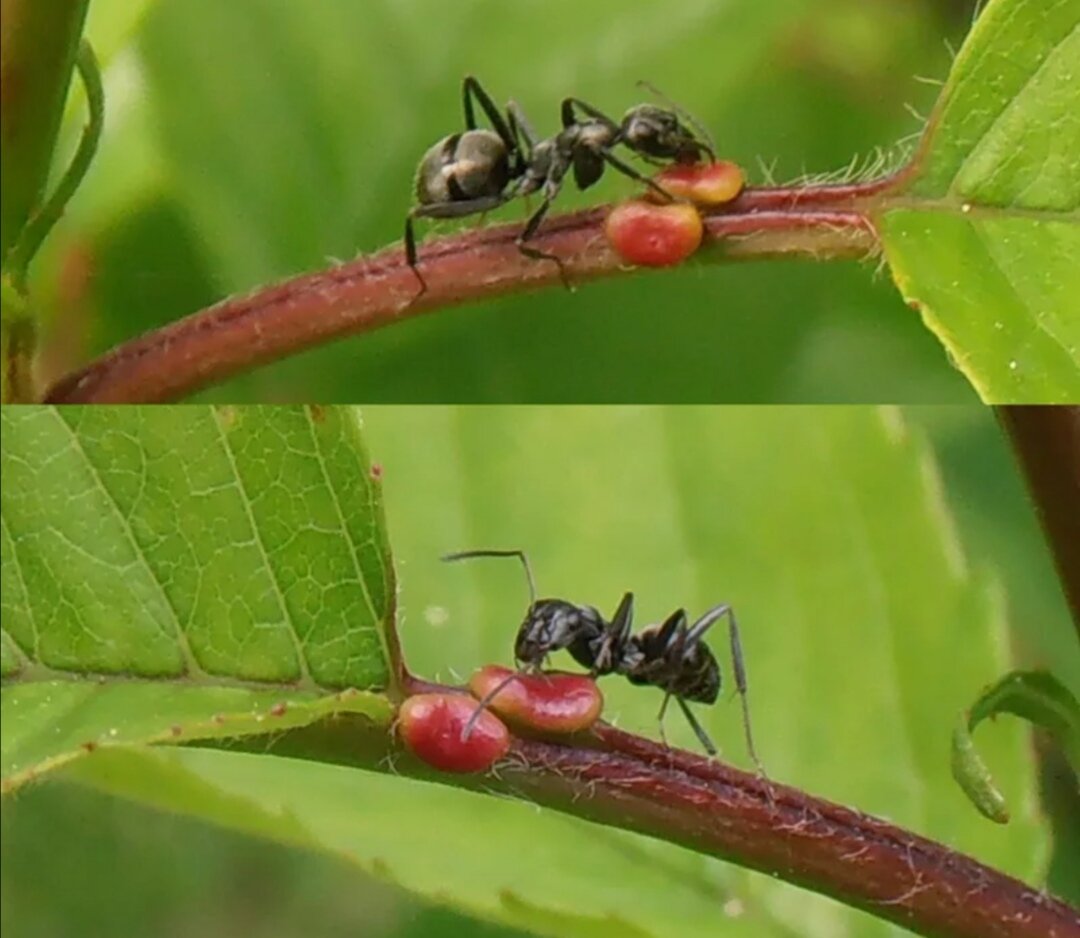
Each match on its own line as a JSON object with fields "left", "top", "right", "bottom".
{"left": 514, "top": 600, "right": 601, "bottom": 669}
{"left": 619, "top": 105, "right": 714, "bottom": 164}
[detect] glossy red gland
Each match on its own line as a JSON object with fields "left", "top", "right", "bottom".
{"left": 469, "top": 665, "right": 604, "bottom": 734}
{"left": 651, "top": 160, "right": 745, "bottom": 206}
{"left": 605, "top": 200, "right": 704, "bottom": 267}
{"left": 397, "top": 693, "right": 509, "bottom": 773}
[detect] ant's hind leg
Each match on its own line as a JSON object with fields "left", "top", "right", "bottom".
{"left": 724, "top": 609, "right": 767, "bottom": 778}
{"left": 462, "top": 76, "right": 515, "bottom": 152}
{"left": 404, "top": 215, "right": 428, "bottom": 299}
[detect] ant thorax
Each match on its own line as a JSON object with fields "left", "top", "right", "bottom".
{"left": 415, "top": 129, "right": 510, "bottom": 204}
{"left": 574, "top": 121, "right": 616, "bottom": 151}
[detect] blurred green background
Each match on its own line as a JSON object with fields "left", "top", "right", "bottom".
{"left": 3, "top": 404, "right": 1077, "bottom": 938}
{"left": 32, "top": 0, "right": 986, "bottom": 402}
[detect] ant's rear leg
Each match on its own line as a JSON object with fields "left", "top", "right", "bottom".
{"left": 404, "top": 214, "right": 429, "bottom": 299}
{"left": 687, "top": 603, "right": 767, "bottom": 778}
{"left": 724, "top": 609, "right": 767, "bottom": 779}
{"left": 405, "top": 194, "right": 513, "bottom": 302}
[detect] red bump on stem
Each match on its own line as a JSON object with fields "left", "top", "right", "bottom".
{"left": 651, "top": 160, "right": 745, "bottom": 206}
{"left": 469, "top": 665, "right": 604, "bottom": 734}
{"left": 605, "top": 200, "right": 704, "bottom": 267}
{"left": 397, "top": 692, "right": 509, "bottom": 773}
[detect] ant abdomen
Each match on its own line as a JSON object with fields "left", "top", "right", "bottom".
{"left": 415, "top": 130, "right": 510, "bottom": 206}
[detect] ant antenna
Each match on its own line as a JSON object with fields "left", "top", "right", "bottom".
{"left": 441, "top": 549, "right": 537, "bottom": 605}
{"left": 460, "top": 670, "right": 520, "bottom": 742}
{"left": 635, "top": 79, "right": 717, "bottom": 160}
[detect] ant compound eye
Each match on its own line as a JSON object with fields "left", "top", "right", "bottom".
{"left": 648, "top": 161, "right": 745, "bottom": 207}
{"left": 470, "top": 665, "right": 604, "bottom": 734}
{"left": 397, "top": 693, "right": 510, "bottom": 773}
{"left": 605, "top": 200, "right": 703, "bottom": 267}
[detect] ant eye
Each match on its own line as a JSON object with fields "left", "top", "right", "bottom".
{"left": 470, "top": 665, "right": 604, "bottom": 734}
{"left": 605, "top": 200, "right": 704, "bottom": 267}
{"left": 397, "top": 693, "right": 510, "bottom": 773}
{"left": 648, "top": 161, "right": 745, "bottom": 206}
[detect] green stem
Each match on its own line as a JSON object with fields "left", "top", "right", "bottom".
{"left": 5, "top": 40, "right": 104, "bottom": 293}
{"left": 0, "top": 0, "right": 91, "bottom": 261}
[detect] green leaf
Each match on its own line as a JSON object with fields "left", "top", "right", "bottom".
{"left": 879, "top": 0, "right": 1080, "bottom": 402}
{"left": 952, "top": 669, "right": 1080, "bottom": 823}
{"left": 1, "top": 405, "right": 395, "bottom": 791}
{"left": 28, "top": 406, "right": 1053, "bottom": 938}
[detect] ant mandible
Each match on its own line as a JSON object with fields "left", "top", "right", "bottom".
{"left": 442, "top": 548, "right": 764, "bottom": 775}
{"left": 406, "top": 78, "right": 716, "bottom": 295}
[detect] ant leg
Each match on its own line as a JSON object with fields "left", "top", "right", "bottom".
{"left": 404, "top": 214, "right": 427, "bottom": 297}
{"left": 657, "top": 608, "right": 687, "bottom": 644}
{"left": 593, "top": 592, "right": 634, "bottom": 675}
{"left": 461, "top": 670, "right": 519, "bottom": 741}
{"left": 684, "top": 604, "right": 765, "bottom": 775}
{"left": 599, "top": 149, "right": 676, "bottom": 202}
{"left": 517, "top": 195, "right": 572, "bottom": 291}
{"left": 561, "top": 97, "right": 620, "bottom": 134}
{"left": 657, "top": 691, "right": 673, "bottom": 749}
{"left": 462, "top": 76, "right": 514, "bottom": 147}
{"left": 405, "top": 193, "right": 514, "bottom": 302}
{"left": 507, "top": 101, "right": 538, "bottom": 156}
{"left": 726, "top": 609, "right": 767, "bottom": 778}
{"left": 441, "top": 549, "right": 537, "bottom": 605}
{"left": 675, "top": 696, "right": 718, "bottom": 757}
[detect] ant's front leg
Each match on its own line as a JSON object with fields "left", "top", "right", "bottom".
{"left": 560, "top": 97, "right": 620, "bottom": 134}
{"left": 599, "top": 149, "right": 676, "bottom": 202}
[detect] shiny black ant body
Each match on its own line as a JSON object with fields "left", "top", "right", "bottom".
{"left": 406, "top": 78, "right": 716, "bottom": 295}
{"left": 442, "top": 549, "right": 762, "bottom": 773}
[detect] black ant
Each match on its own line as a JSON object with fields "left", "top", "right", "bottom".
{"left": 406, "top": 78, "right": 716, "bottom": 296}
{"left": 442, "top": 549, "right": 763, "bottom": 774}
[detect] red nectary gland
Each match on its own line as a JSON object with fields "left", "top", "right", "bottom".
{"left": 397, "top": 693, "right": 509, "bottom": 773}
{"left": 650, "top": 160, "right": 745, "bottom": 206}
{"left": 469, "top": 665, "right": 603, "bottom": 734}
{"left": 605, "top": 200, "right": 704, "bottom": 267}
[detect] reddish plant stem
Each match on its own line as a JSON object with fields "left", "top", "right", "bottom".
{"left": 43, "top": 180, "right": 890, "bottom": 404}
{"left": 275, "top": 679, "right": 1077, "bottom": 938}
{"left": 997, "top": 406, "right": 1080, "bottom": 638}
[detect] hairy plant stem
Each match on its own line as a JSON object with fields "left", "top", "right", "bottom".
{"left": 43, "top": 177, "right": 898, "bottom": 403}
{"left": 256, "top": 673, "right": 1079, "bottom": 938}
